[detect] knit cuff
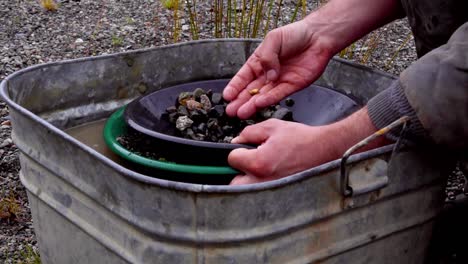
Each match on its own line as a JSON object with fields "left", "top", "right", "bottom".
{"left": 367, "top": 80, "right": 429, "bottom": 145}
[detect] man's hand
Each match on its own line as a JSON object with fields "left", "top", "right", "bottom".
{"left": 228, "top": 108, "right": 391, "bottom": 185}
{"left": 223, "top": 0, "right": 403, "bottom": 119}
{"left": 223, "top": 20, "right": 334, "bottom": 119}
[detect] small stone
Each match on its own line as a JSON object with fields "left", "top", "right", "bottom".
{"left": 182, "top": 24, "right": 190, "bottom": 31}
{"left": 206, "top": 89, "right": 213, "bottom": 99}
{"left": 211, "top": 93, "right": 222, "bottom": 105}
{"left": 189, "top": 110, "right": 203, "bottom": 123}
{"left": 272, "top": 108, "right": 293, "bottom": 121}
{"left": 222, "top": 125, "right": 233, "bottom": 134}
{"left": 259, "top": 109, "right": 273, "bottom": 119}
{"left": 200, "top": 94, "right": 212, "bottom": 111}
{"left": 0, "top": 138, "right": 13, "bottom": 148}
{"left": 175, "top": 116, "right": 193, "bottom": 131}
{"left": 223, "top": 136, "right": 234, "bottom": 143}
{"left": 168, "top": 112, "right": 179, "bottom": 123}
{"left": 197, "top": 123, "right": 207, "bottom": 134}
{"left": 75, "top": 38, "right": 84, "bottom": 45}
{"left": 245, "top": 120, "right": 255, "bottom": 126}
{"left": 178, "top": 92, "right": 193, "bottom": 105}
{"left": 186, "top": 99, "right": 202, "bottom": 110}
{"left": 209, "top": 105, "right": 225, "bottom": 117}
{"left": 193, "top": 88, "right": 205, "bottom": 100}
{"left": 285, "top": 98, "right": 295, "bottom": 107}
{"left": 195, "top": 133, "right": 206, "bottom": 141}
{"left": 166, "top": 106, "right": 177, "bottom": 113}
{"left": 184, "top": 128, "right": 195, "bottom": 138}
{"left": 1, "top": 120, "right": 11, "bottom": 126}
{"left": 177, "top": 105, "right": 189, "bottom": 116}
{"left": 137, "top": 83, "right": 147, "bottom": 94}
{"left": 207, "top": 118, "right": 219, "bottom": 129}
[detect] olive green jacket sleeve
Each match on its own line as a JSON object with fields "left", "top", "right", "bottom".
{"left": 367, "top": 22, "right": 468, "bottom": 149}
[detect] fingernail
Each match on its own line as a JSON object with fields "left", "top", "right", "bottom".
{"left": 231, "top": 136, "right": 240, "bottom": 144}
{"left": 266, "top": 69, "right": 278, "bottom": 82}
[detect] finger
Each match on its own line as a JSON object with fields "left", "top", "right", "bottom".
{"left": 223, "top": 56, "right": 264, "bottom": 101}
{"left": 231, "top": 123, "right": 271, "bottom": 144}
{"left": 230, "top": 174, "right": 262, "bottom": 185}
{"left": 225, "top": 77, "right": 267, "bottom": 117}
{"left": 256, "top": 30, "right": 282, "bottom": 82}
{"left": 235, "top": 82, "right": 275, "bottom": 119}
{"left": 254, "top": 82, "right": 298, "bottom": 108}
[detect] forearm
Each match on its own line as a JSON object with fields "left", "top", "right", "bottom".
{"left": 325, "top": 107, "right": 391, "bottom": 158}
{"left": 304, "top": 0, "right": 404, "bottom": 55}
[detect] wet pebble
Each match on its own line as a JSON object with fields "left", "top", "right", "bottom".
{"left": 193, "top": 88, "right": 205, "bottom": 100}
{"left": 0, "top": 138, "right": 13, "bottom": 148}
{"left": 211, "top": 93, "right": 222, "bottom": 105}
{"left": 272, "top": 108, "right": 293, "bottom": 121}
{"left": 175, "top": 116, "right": 193, "bottom": 131}
{"left": 285, "top": 98, "right": 295, "bottom": 107}
{"left": 200, "top": 94, "right": 212, "bottom": 111}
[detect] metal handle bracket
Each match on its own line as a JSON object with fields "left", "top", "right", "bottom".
{"left": 340, "top": 116, "right": 410, "bottom": 197}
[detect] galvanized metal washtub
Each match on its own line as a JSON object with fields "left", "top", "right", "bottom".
{"left": 0, "top": 40, "right": 451, "bottom": 263}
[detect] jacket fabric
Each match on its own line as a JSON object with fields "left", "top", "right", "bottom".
{"left": 367, "top": 0, "right": 468, "bottom": 149}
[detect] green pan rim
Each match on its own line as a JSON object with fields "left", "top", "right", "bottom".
{"left": 103, "top": 107, "right": 238, "bottom": 175}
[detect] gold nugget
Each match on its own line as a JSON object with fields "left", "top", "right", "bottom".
{"left": 249, "top": 88, "right": 260, "bottom": 95}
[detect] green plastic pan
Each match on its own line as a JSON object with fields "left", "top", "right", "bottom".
{"left": 103, "top": 107, "right": 238, "bottom": 184}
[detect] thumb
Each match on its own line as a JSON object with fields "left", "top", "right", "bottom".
{"left": 228, "top": 148, "right": 260, "bottom": 174}
{"left": 231, "top": 122, "right": 271, "bottom": 144}
{"left": 230, "top": 174, "right": 260, "bottom": 185}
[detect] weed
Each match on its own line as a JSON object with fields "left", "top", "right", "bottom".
{"left": 274, "top": 0, "right": 283, "bottom": 29}
{"left": 17, "top": 245, "right": 41, "bottom": 264}
{"left": 111, "top": 34, "right": 124, "bottom": 47}
{"left": 40, "top": 0, "right": 57, "bottom": 11}
{"left": 290, "top": 0, "right": 301, "bottom": 23}
{"left": 0, "top": 192, "right": 22, "bottom": 220}
{"left": 172, "top": 0, "right": 181, "bottom": 42}
{"left": 385, "top": 33, "right": 412, "bottom": 70}
{"left": 263, "top": 0, "right": 275, "bottom": 34}
{"left": 162, "top": 0, "right": 178, "bottom": 10}
{"left": 161, "top": 0, "right": 181, "bottom": 42}
{"left": 361, "top": 31, "right": 382, "bottom": 64}
{"left": 87, "top": 0, "right": 108, "bottom": 56}
{"left": 185, "top": 0, "right": 199, "bottom": 39}
{"left": 125, "top": 17, "right": 135, "bottom": 25}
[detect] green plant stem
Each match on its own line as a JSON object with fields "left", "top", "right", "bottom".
{"left": 290, "top": 0, "right": 301, "bottom": 23}
{"left": 274, "top": 0, "right": 283, "bottom": 29}
{"left": 263, "top": 0, "right": 275, "bottom": 33}
{"left": 186, "top": 0, "right": 199, "bottom": 40}
{"left": 240, "top": 0, "right": 246, "bottom": 37}
{"left": 385, "top": 33, "right": 412, "bottom": 70}
{"left": 172, "top": 0, "right": 180, "bottom": 42}
{"left": 361, "top": 31, "right": 382, "bottom": 64}
{"left": 219, "top": 0, "right": 223, "bottom": 37}
{"left": 227, "top": 0, "right": 232, "bottom": 37}
{"left": 234, "top": 0, "right": 239, "bottom": 37}
{"left": 246, "top": 0, "right": 255, "bottom": 37}
{"left": 301, "top": 0, "right": 306, "bottom": 18}
{"left": 252, "top": 0, "right": 266, "bottom": 38}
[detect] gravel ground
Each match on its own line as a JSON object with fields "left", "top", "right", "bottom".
{"left": 0, "top": 0, "right": 445, "bottom": 262}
